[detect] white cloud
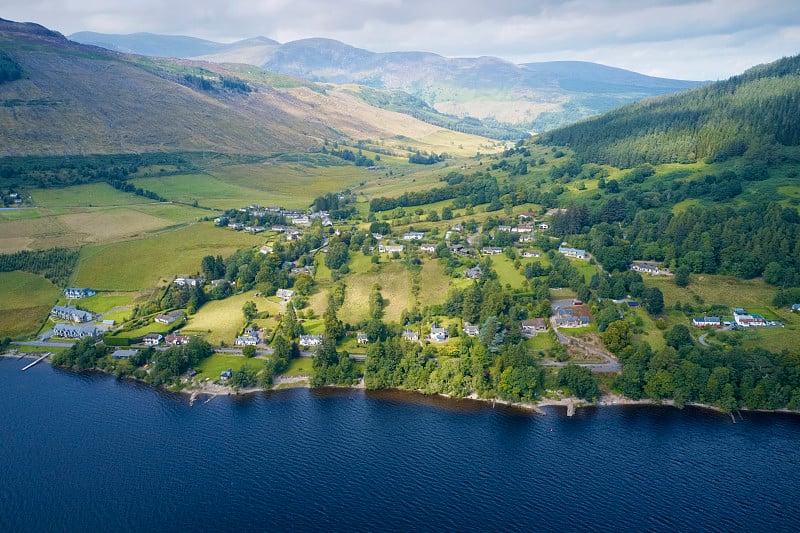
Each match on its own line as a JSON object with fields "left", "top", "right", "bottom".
{"left": 1, "top": 0, "right": 798, "bottom": 79}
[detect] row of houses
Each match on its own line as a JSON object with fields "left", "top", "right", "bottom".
{"left": 51, "top": 305, "right": 93, "bottom": 323}
{"left": 53, "top": 323, "right": 99, "bottom": 338}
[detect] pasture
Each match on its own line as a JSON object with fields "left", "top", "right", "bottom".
{"left": 72, "top": 223, "right": 262, "bottom": 291}
{"left": 417, "top": 259, "right": 452, "bottom": 309}
{"left": 0, "top": 271, "right": 61, "bottom": 338}
{"left": 646, "top": 274, "right": 776, "bottom": 311}
{"left": 490, "top": 255, "right": 526, "bottom": 290}
{"left": 182, "top": 291, "right": 280, "bottom": 346}
{"left": 31, "top": 183, "right": 150, "bottom": 208}
{"left": 338, "top": 261, "right": 413, "bottom": 324}
{"left": 193, "top": 353, "right": 268, "bottom": 381}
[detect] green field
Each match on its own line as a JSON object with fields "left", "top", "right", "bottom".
{"left": 282, "top": 357, "right": 314, "bottom": 377}
{"left": 0, "top": 271, "right": 61, "bottom": 337}
{"left": 68, "top": 293, "right": 134, "bottom": 314}
{"left": 73, "top": 223, "right": 263, "bottom": 291}
{"left": 417, "top": 259, "right": 452, "bottom": 308}
{"left": 31, "top": 183, "right": 151, "bottom": 208}
{"left": 646, "top": 274, "right": 776, "bottom": 310}
{"left": 491, "top": 255, "right": 526, "bottom": 290}
{"left": 193, "top": 353, "right": 268, "bottom": 381}
{"left": 339, "top": 261, "right": 413, "bottom": 324}
{"left": 182, "top": 291, "right": 282, "bottom": 346}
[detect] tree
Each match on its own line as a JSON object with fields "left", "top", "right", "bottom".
{"left": 325, "top": 241, "right": 349, "bottom": 270}
{"left": 242, "top": 345, "right": 256, "bottom": 358}
{"left": 664, "top": 324, "right": 693, "bottom": 349}
{"left": 674, "top": 265, "right": 691, "bottom": 287}
{"left": 600, "top": 320, "right": 631, "bottom": 354}
{"left": 441, "top": 206, "right": 453, "bottom": 220}
{"left": 557, "top": 364, "right": 600, "bottom": 400}
{"left": 641, "top": 287, "right": 664, "bottom": 315}
{"left": 242, "top": 301, "right": 258, "bottom": 323}
{"left": 369, "top": 284, "right": 384, "bottom": 320}
{"left": 281, "top": 305, "right": 303, "bottom": 339}
{"left": 323, "top": 297, "right": 344, "bottom": 341}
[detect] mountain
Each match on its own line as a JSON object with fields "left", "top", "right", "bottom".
{"left": 69, "top": 31, "right": 706, "bottom": 133}
{"left": 70, "top": 31, "right": 279, "bottom": 59}
{"left": 538, "top": 54, "right": 800, "bottom": 168}
{"left": 0, "top": 18, "right": 476, "bottom": 157}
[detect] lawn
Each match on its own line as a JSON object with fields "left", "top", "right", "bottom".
{"left": 491, "top": 255, "right": 526, "bottom": 290}
{"left": 646, "top": 274, "right": 776, "bottom": 311}
{"left": 68, "top": 293, "right": 134, "bottom": 314}
{"left": 182, "top": 291, "right": 279, "bottom": 346}
{"left": 339, "top": 261, "right": 413, "bottom": 324}
{"left": 193, "top": 353, "right": 268, "bottom": 380}
{"left": 72, "top": 223, "right": 262, "bottom": 291}
{"left": 0, "top": 272, "right": 60, "bottom": 338}
{"left": 417, "top": 259, "right": 451, "bottom": 308}
{"left": 282, "top": 357, "right": 314, "bottom": 377}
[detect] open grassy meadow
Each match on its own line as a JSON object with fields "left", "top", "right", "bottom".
{"left": 491, "top": 255, "right": 526, "bottom": 290}
{"left": 72, "top": 223, "right": 263, "bottom": 291}
{"left": 646, "top": 274, "right": 776, "bottom": 311}
{"left": 283, "top": 357, "right": 314, "bottom": 377}
{"left": 339, "top": 261, "right": 413, "bottom": 324}
{"left": 31, "top": 183, "right": 151, "bottom": 208}
{"left": 182, "top": 291, "right": 280, "bottom": 346}
{"left": 193, "top": 353, "right": 268, "bottom": 381}
{"left": 0, "top": 271, "right": 61, "bottom": 337}
{"left": 417, "top": 259, "right": 452, "bottom": 308}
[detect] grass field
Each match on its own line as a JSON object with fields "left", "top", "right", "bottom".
{"left": 193, "top": 353, "right": 268, "bottom": 381}
{"left": 182, "top": 291, "right": 279, "bottom": 346}
{"left": 31, "top": 183, "right": 151, "bottom": 208}
{"left": 73, "top": 223, "right": 262, "bottom": 291}
{"left": 64, "top": 293, "right": 134, "bottom": 314}
{"left": 282, "top": 357, "right": 314, "bottom": 377}
{"left": 0, "top": 271, "right": 60, "bottom": 338}
{"left": 646, "top": 274, "right": 775, "bottom": 310}
{"left": 417, "top": 259, "right": 451, "bottom": 308}
{"left": 339, "top": 261, "right": 413, "bottom": 324}
{"left": 491, "top": 255, "right": 526, "bottom": 290}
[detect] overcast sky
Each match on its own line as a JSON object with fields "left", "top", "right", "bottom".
{"left": 2, "top": 0, "right": 798, "bottom": 80}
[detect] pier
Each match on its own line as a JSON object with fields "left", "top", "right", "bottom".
{"left": 21, "top": 353, "right": 50, "bottom": 371}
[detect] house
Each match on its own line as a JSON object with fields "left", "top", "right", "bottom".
{"left": 419, "top": 244, "right": 436, "bottom": 253}
{"left": 53, "top": 323, "right": 99, "bottom": 338}
{"left": 112, "top": 348, "right": 139, "bottom": 360}
{"left": 520, "top": 250, "right": 540, "bottom": 258}
{"left": 429, "top": 322, "right": 449, "bottom": 342}
{"left": 463, "top": 322, "right": 480, "bottom": 337}
{"left": 51, "top": 305, "right": 93, "bottom": 323}
{"left": 537, "top": 223, "right": 550, "bottom": 231}
{"left": 481, "top": 247, "right": 503, "bottom": 255}
{"left": 378, "top": 244, "right": 405, "bottom": 254}
{"left": 733, "top": 309, "right": 766, "bottom": 327}
{"left": 260, "top": 245, "right": 273, "bottom": 254}
{"left": 791, "top": 304, "right": 800, "bottom": 312}
{"left": 464, "top": 266, "right": 482, "bottom": 279}
{"left": 165, "top": 334, "right": 191, "bottom": 345}
{"left": 513, "top": 225, "right": 534, "bottom": 233}
{"left": 630, "top": 261, "right": 671, "bottom": 276}
{"left": 63, "top": 287, "right": 96, "bottom": 299}
{"left": 357, "top": 333, "right": 369, "bottom": 344}
{"left": 403, "top": 231, "right": 425, "bottom": 241}
{"left": 174, "top": 277, "right": 201, "bottom": 287}
{"left": 518, "top": 212, "right": 535, "bottom": 220}
{"left": 154, "top": 310, "right": 185, "bottom": 325}
{"left": 497, "top": 225, "right": 512, "bottom": 232}
{"left": 299, "top": 334, "right": 323, "bottom": 347}
{"left": 554, "top": 316, "right": 590, "bottom": 328}
{"left": 692, "top": 317, "right": 721, "bottom": 328}
{"left": 220, "top": 368, "right": 233, "bottom": 381}
{"left": 521, "top": 318, "right": 548, "bottom": 337}
{"left": 276, "top": 288, "right": 295, "bottom": 301}
{"left": 402, "top": 329, "right": 420, "bottom": 342}
{"left": 227, "top": 223, "right": 244, "bottom": 230}
{"left": 558, "top": 246, "right": 587, "bottom": 259}
{"left": 143, "top": 333, "right": 163, "bottom": 346}
{"left": 235, "top": 334, "right": 259, "bottom": 346}
{"left": 518, "top": 234, "right": 535, "bottom": 243}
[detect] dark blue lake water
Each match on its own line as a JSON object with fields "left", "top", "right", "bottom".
{"left": 2, "top": 357, "right": 800, "bottom": 532}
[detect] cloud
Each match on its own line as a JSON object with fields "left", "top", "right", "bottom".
{"left": 1, "top": 0, "right": 798, "bottom": 79}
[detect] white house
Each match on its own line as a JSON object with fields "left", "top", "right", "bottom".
{"left": 558, "top": 246, "right": 587, "bottom": 260}
{"left": 235, "top": 334, "right": 259, "bottom": 346}
{"left": 692, "top": 316, "right": 721, "bottom": 328}
{"left": 143, "top": 333, "right": 163, "bottom": 346}
{"left": 63, "top": 287, "right": 96, "bottom": 299}
{"left": 403, "top": 231, "right": 425, "bottom": 241}
{"left": 276, "top": 289, "right": 295, "bottom": 301}
{"left": 357, "top": 333, "right": 369, "bottom": 344}
{"left": 378, "top": 244, "right": 405, "bottom": 254}
{"left": 402, "top": 329, "right": 420, "bottom": 342}
{"left": 419, "top": 244, "right": 436, "bottom": 253}
{"left": 429, "top": 322, "right": 449, "bottom": 342}
{"left": 463, "top": 322, "right": 480, "bottom": 337}
{"left": 521, "top": 318, "right": 548, "bottom": 337}
{"left": 174, "top": 277, "right": 201, "bottom": 287}
{"left": 733, "top": 309, "right": 766, "bottom": 327}
{"left": 631, "top": 262, "right": 670, "bottom": 276}
{"left": 299, "top": 334, "right": 323, "bottom": 347}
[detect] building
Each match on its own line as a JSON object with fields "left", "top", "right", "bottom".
{"left": 630, "top": 262, "right": 671, "bottom": 276}
{"left": 692, "top": 317, "right": 721, "bottom": 328}
{"left": 464, "top": 266, "right": 482, "bottom": 279}
{"left": 558, "top": 246, "right": 587, "bottom": 259}
{"left": 235, "top": 334, "right": 259, "bottom": 346}
{"left": 112, "top": 348, "right": 139, "bottom": 360}
{"left": 792, "top": 303, "right": 800, "bottom": 312}
{"left": 497, "top": 225, "right": 512, "bottom": 232}
{"left": 554, "top": 315, "right": 590, "bottom": 328}
{"left": 429, "top": 322, "right": 449, "bottom": 342}
{"left": 403, "top": 231, "right": 425, "bottom": 241}
{"left": 51, "top": 305, "right": 93, "bottom": 323}
{"left": 481, "top": 247, "right": 503, "bottom": 255}
{"left": 520, "top": 250, "right": 540, "bottom": 258}
{"left": 165, "top": 334, "right": 191, "bottom": 345}
{"left": 260, "top": 245, "right": 273, "bottom": 254}
{"left": 733, "top": 309, "right": 766, "bottom": 327}
{"left": 521, "top": 318, "right": 548, "bottom": 337}
{"left": 463, "top": 322, "right": 480, "bottom": 337}
{"left": 220, "top": 369, "right": 233, "bottom": 381}
{"left": 276, "top": 289, "right": 295, "bottom": 301}
{"left": 142, "top": 333, "right": 163, "bottom": 346}
{"left": 537, "top": 223, "right": 550, "bottom": 231}
{"left": 53, "top": 323, "right": 99, "bottom": 339}
{"left": 419, "top": 244, "right": 436, "bottom": 253}
{"left": 402, "top": 329, "right": 420, "bottom": 342}
{"left": 174, "top": 277, "right": 201, "bottom": 287}
{"left": 378, "top": 244, "right": 405, "bottom": 254}
{"left": 513, "top": 225, "right": 534, "bottom": 233}
{"left": 154, "top": 310, "right": 185, "bottom": 325}
{"left": 357, "top": 333, "right": 369, "bottom": 344}
{"left": 299, "top": 334, "right": 323, "bottom": 347}
{"left": 63, "top": 287, "right": 96, "bottom": 299}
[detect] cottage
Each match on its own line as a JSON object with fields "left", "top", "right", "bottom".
{"left": 154, "top": 310, "right": 185, "bottom": 325}
{"left": 464, "top": 266, "right": 482, "bottom": 279}
{"left": 174, "top": 277, "right": 201, "bottom": 287}
{"left": 537, "top": 223, "right": 550, "bottom": 231}
{"left": 402, "top": 329, "right": 420, "bottom": 342}
{"left": 521, "top": 318, "right": 548, "bottom": 337}
{"left": 299, "top": 334, "right": 323, "bottom": 347}
{"left": 497, "top": 225, "right": 512, "bottom": 232}
{"left": 429, "top": 322, "right": 449, "bottom": 342}
{"left": 53, "top": 323, "right": 99, "bottom": 338}
{"left": 513, "top": 225, "right": 535, "bottom": 233}
{"left": 112, "top": 348, "right": 139, "bottom": 360}
{"left": 403, "top": 231, "right": 425, "bottom": 241}
{"left": 165, "top": 334, "right": 191, "bottom": 345}
{"left": 419, "top": 244, "right": 436, "bottom": 253}
{"left": 692, "top": 317, "right": 721, "bottom": 328}
{"left": 378, "top": 244, "right": 405, "bottom": 254}
{"left": 260, "top": 245, "right": 273, "bottom": 254}
{"left": 51, "top": 305, "right": 93, "bottom": 323}
{"left": 143, "top": 333, "right": 163, "bottom": 346}
{"left": 63, "top": 287, "right": 96, "bottom": 299}
{"left": 558, "top": 246, "right": 587, "bottom": 259}
{"left": 463, "top": 322, "right": 480, "bottom": 337}
{"left": 554, "top": 316, "right": 590, "bottom": 328}
{"left": 276, "top": 288, "right": 295, "bottom": 301}
{"left": 481, "top": 247, "right": 503, "bottom": 255}
{"left": 518, "top": 234, "right": 535, "bottom": 243}
{"left": 733, "top": 309, "right": 766, "bottom": 327}
{"left": 520, "top": 250, "right": 540, "bottom": 258}
{"left": 630, "top": 261, "right": 670, "bottom": 276}
{"left": 357, "top": 333, "right": 369, "bottom": 344}
{"left": 518, "top": 212, "right": 535, "bottom": 221}
{"left": 235, "top": 334, "right": 259, "bottom": 346}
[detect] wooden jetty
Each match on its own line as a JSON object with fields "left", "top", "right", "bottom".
{"left": 21, "top": 352, "right": 50, "bottom": 371}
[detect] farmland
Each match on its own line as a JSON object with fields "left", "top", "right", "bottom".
{"left": 0, "top": 271, "right": 61, "bottom": 338}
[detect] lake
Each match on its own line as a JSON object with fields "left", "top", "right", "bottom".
{"left": 2, "top": 357, "right": 799, "bottom": 532}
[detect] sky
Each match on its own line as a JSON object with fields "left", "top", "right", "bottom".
{"left": 2, "top": 0, "right": 799, "bottom": 80}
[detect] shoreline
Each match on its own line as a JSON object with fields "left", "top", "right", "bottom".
{"left": 5, "top": 353, "right": 799, "bottom": 417}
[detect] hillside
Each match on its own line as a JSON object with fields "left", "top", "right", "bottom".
{"left": 69, "top": 31, "right": 706, "bottom": 133}
{"left": 538, "top": 55, "right": 800, "bottom": 168}
{"left": 0, "top": 18, "right": 484, "bottom": 157}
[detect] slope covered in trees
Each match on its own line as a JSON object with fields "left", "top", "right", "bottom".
{"left": 538, "top": 55, "right": 800, "bottom": 168}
